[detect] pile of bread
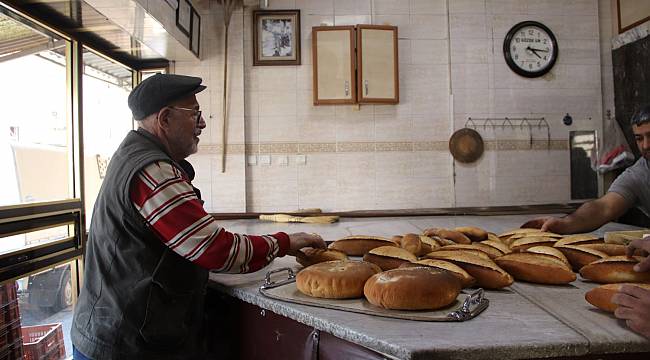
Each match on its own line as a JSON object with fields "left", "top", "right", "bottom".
{"left": 294, "top": 226, "right": 650, "bottom": 313}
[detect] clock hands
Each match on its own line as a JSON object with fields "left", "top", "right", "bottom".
{"left": 526, "top": 46, "right": 549, "bottom": 59}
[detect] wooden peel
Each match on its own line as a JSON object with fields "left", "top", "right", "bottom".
{"left": 259, "top": 214, "right": 339, "bottom": 224}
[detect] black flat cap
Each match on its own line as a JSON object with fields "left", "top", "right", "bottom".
{"left": 128, "top": 73, "right": 206, "bottom": 120}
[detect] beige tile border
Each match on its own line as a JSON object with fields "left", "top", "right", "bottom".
{"left": 198, "top": 140, "right": 568, "bottom": 155}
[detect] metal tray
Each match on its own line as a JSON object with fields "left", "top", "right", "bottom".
{"left": 259, "top": 267, "right": 489, "bottom": 322}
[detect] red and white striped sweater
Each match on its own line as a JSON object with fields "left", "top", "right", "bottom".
{"left": 129, "top": 161, "right": 289, "bottom": 273}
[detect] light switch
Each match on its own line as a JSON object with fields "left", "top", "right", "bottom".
{"left": 247, "top": 155, "right": 257, "bottom": 166}
{"left": 296, "top": 154, "right": 306, "bottom": 165}
{"left": 259, "top": 155, "right": 271, "bottom": 165}
{"left": 278, "top": 155, "right": 289, "bottom": 166}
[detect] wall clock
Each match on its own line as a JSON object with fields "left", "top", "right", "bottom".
{"left": 503, "top": 21, "right": 558, "bottom": 78}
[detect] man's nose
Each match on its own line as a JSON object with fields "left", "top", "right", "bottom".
{"left": 642, "top": 137, "right": 650, "bottom": 151}
{"left": 197, "top": 115, "right": 206, "bottom": 129}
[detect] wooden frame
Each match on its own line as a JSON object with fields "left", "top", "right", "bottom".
{"left": 176, "top": 0, "right": 192, "bottom": 36}
{"left": 617, "top": 0, "right": 650, "bottom": 33}
{"left": 312, "top": 26, "right": 356, "bottom": 105}
{"left": 190, "top": 7, "right": 201, "bottom": 57}
{"left": 252, "top": 10, "right": 301, "bottom": 66}
{"left": 356, "top": 25, "right": 399, "bottom": 104}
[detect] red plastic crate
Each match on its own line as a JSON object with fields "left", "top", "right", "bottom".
{"left": 0, "top": 319, "right": 21, "bottom": 349}
{"left": 21, "top": 324, "right": 64, "bottom": 360}
{"left": 0, "top": 301, "right": 20, "bottom": 330}
{"left": 0, "top": 339, "right": 23, "bottom": 360}
{"left": 0, "top": 285, "right": 17, "bottom": 308}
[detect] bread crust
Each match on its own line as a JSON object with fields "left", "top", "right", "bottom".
{"left": 454, "top": 226, "right": 488, "bottom": 242}
{"left": 363, "top": 246, "right": 418, "bottom": 270}
{"left": 510, "top": 236, "right": 557, "bottom": 252}
{"left": 425, "top": 251, "right": 513, "bottom": 289}
{"left": 296, "top": 260, "right": 381, "bottom": 299}
{"left": 400, "top": 233, "right": 423, "bottom": 256}
{"left": 579, "top": 256, "right": 650, "bottom": 283}
{"left": 296, "top": 248, "right": 348, "bottom": 267}
{"left": 401, "top": 259, "right": 476, "bottom": 288}
{"left": 480, "top": 240, "right": 512, "bottom": 255}
{"left": 555, "top": 234, "right": 602, "bottom": 246}
{"left": 554, "top": 245, "right": 608, "bottom": 272}
{"left": 495, "top": 253, "right": 576, "bottom": 285}
{"left": 582, "top": 243, "right": 644, "bottom": 257}
{"left": 525, "top": 246, "right": 570, "bottom": 266}
{"left": 363, "top": 267, "right": 461, "bottom": 310}
{"left": 585, "top": 283, "right": 650, "bottom": 312}
{"left": 423, "top": 228, "right": 471, "bottom": 244}
{"left": 328, "top": 236, "right": 397, "bottom": 256}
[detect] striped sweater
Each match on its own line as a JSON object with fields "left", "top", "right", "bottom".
{"left": 129, "top": 161, "right": 289, "bottom": 273}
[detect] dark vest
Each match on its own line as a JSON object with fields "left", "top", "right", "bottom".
{"left": 71, "top": 129, "right": 209, "bottom": 360}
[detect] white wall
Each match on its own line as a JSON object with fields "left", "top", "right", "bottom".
{"left": 130, "top": 0, "right": 609, "bottom": 212}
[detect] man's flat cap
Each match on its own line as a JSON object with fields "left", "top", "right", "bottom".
{"left": 128, "top": 73, "right": 206, "bottom": 120}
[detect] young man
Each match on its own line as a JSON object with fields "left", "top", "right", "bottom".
{"left": 525, "top": 104, "right": 650, "bottom": 234}
{"left": 72, "top": 74, "right": 325, "bottom": 359}
{"left": 524, "top": 104, "right": 650, "bottom": 339}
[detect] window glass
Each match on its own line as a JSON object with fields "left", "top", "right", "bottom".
{"left": 0, "top": 14, "right": 70, "bottom": 206}
{"left": 82, "top": 48, "right": 133, "bottom": 228}
{"left": 0, "top": 225, "right": 70, "bottom": 255}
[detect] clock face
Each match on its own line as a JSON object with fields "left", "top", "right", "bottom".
{"left": 503, "top": 21, "right": 558, "bottom": 78}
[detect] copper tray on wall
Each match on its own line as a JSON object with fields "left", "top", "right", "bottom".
{"left": 449, "top": 128, "right": 484, "bottom": 163}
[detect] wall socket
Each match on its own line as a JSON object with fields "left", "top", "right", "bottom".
{"left": 296, "top": 154, "right": 306, "bottom": 165}
{"left": 259, "top": 155, "right": 271, "bottom": 165}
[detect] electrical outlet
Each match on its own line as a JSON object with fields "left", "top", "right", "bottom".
{"left": 259, "top": 155, "right": 271, "bottom": 165}
{"left": 296, "top": 154, "right": 306, "bottom": 165}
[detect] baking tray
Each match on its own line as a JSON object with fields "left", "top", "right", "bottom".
{"left": 259, "top": 267, "right": 489, "bottom": 322}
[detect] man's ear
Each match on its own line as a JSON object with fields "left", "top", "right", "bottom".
{"left": 157, "top": 107, "right": 172, "bottom": 130}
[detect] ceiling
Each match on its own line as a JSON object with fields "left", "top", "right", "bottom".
{"left": 0, "top": 0, "right": 170, "bottom": 70}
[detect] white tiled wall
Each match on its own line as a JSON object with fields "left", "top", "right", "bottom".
{"left": 127, "top": 0, "right": 612, "bottom": 212}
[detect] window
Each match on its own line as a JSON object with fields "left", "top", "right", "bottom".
{"left": 82, "top": 48, "right": 133, "bottom": 228}
{"left": 0, "top": 13, "right": 70, "bottom": 207}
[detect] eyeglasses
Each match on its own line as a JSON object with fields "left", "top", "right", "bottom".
{"left": 170, "top": 106, "right": 202, "bottom": 125}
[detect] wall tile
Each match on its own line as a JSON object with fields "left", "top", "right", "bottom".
{"left": 410, "top": 0, "right": 446, "bottom": 15}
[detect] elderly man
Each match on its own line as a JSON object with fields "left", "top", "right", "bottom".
{"left": 71, "top": 74, "right": 325, "bottom": 360}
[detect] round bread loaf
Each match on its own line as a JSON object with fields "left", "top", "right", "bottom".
{"left": 296, "top": 260, "right": 381, "bottom": 299}
{"left": 328, "top": 235, "right": 397, "bottom": 256}
{"left": 585, "top": 283, "right": 650, "bottom": 312}
{"left": 363, "top": 246, "right": 417, "bottom": 270}
{"left": 296, "top": 248, "right": 348, "bottom": 267}
{"left": 579, "top": 256, "right": 650, "bottom": 283}
{"left": 363, "top": 267, "right": 461, "bottom": 310}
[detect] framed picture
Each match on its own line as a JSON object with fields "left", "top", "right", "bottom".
{"left": 176, "top": 0, "right": 191, "bottom": 36}
{"left": 190, "top": 7, "right": 201, "bottom": 57}
{"left": 252, "top": 9, "right": 301, "bottom": 66}
{"left": 617, "top": 0, "right": 650, "bottom": 33}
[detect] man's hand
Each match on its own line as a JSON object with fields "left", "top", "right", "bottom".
{"left": 627, "top": 237, "right": 650, "bottom": 272}
{"left": 286, "top": 232, "right": 326, "bottom": 256}
{"left": 520, "top": 217, "right": 567, "bottom": 233}
{"left": 612, "top": 285, "right": 650, "bottom": 339}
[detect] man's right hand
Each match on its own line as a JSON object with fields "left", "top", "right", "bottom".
{"left": 286, "top": 232, "right": 326, "bottom": 257}
{"left": 520, "top": 217, "right": 567, "bottom": 233}
{"left": 627, "top": 237, "right": 650, "bottom": 272}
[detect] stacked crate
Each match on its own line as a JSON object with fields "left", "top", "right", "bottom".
{"left": 21, "top": 324, "right": 65, "bottom": 360}
{"left": 0, "top": 283, "right": 23, "bottom": 360}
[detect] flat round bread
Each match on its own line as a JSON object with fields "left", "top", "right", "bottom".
{"left": 296, "top": 260, "right": 381, "bottom": 299}
{"left": 364, "top": 267, "right": 461, "bottom": 310}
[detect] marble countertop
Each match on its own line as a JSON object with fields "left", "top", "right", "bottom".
{"left": 208, "top": 215, "right": 650, "bottom": 360}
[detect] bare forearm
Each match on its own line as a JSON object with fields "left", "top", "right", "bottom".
{"left": 560, "top": 199, "right": 622, "bottom": 233}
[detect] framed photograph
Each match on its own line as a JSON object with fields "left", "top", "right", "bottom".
{"left": 617, "top": 0, "right": 650, "bottom": 33}
{"left": 190, "top": 7, "right": 201, "bottom": 57}
{"left": 176, "top": 0, "right": 191, "bottom": 36}
{"left": 252, "top": 10, "right": 301, "bottom": 66}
